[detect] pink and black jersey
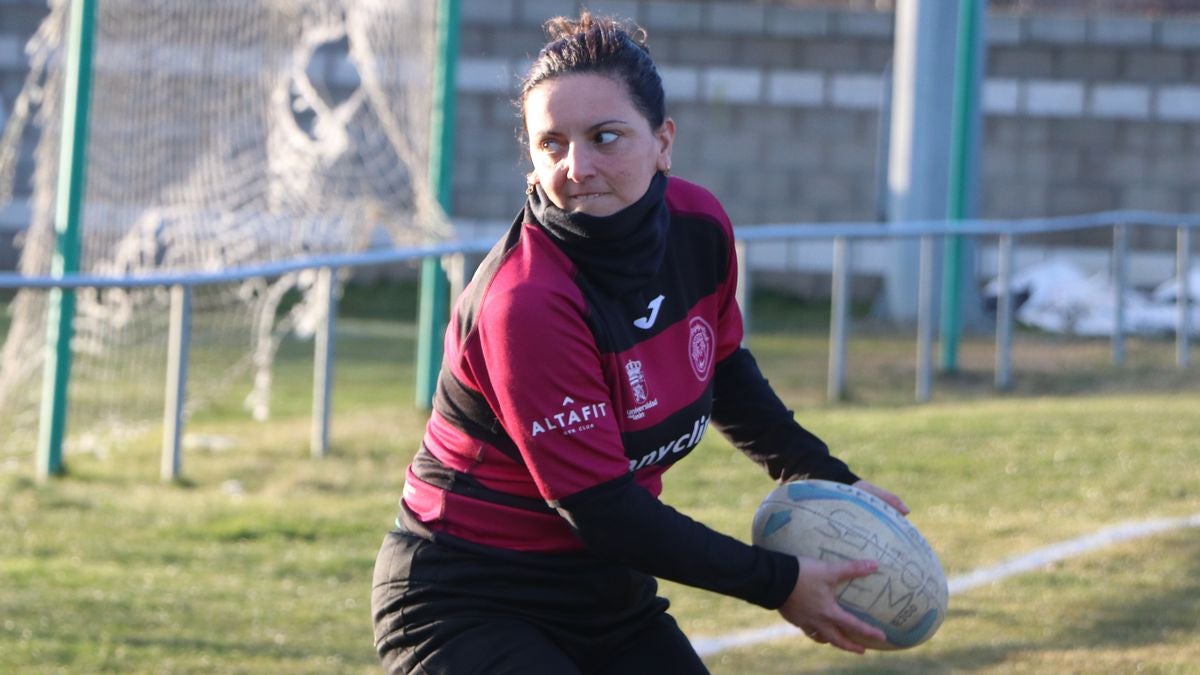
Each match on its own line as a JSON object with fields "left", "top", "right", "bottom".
{"left": 400, "top": 175, "right": 857, "bottom": 609}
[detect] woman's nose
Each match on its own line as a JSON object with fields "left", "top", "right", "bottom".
{"left": 564, "top": 143, "right": 595, "bottom": 182}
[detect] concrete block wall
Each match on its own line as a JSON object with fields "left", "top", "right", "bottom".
{"left": 453, "top": 1, "right": 897, "bottom": 226}
{"left": 1, "top": 0, "right": 1198, "bottom": 258}
{"left": 980, "top": 11, "right": 1200, "bottom": 251}
{"left": 454, "top": 1, "right": 1200, "bottom": 246}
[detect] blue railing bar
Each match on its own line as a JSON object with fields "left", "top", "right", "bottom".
{"left": 3, "top": 211, "right": 1197, "bottom": 290}
{"left": 0, "top": 238, "right": 497, "bottom": 289}
{"left": 738, "top": 210, "right": 1200, "bottom": 242}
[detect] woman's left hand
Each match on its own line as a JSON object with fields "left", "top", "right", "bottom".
{"left": 852, "top": 480, "right": 910, "bottom": 516}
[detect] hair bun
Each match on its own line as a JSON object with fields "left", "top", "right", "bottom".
{"left": 543, "top": 11, "right": 648, "bottom": 49}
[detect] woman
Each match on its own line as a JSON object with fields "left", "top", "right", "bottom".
{"left": 372, "top": 13, "right": 909, "bottom": 674}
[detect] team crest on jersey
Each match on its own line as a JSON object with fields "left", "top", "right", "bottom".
{"left": 688, "top": 317, "right": 715, "bottom": 381}
{"left": 624, "top": 359, "right": 659, "bottom": 420}
{"left": 530, "top": 396, "right": 608, "bottom": 437}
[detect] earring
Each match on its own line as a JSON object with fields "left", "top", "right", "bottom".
{"left": 663, "top": 165, "right": 671, "bottom": 177}
{"left": 526, "top": 183, "right": 535, "bottom": 196}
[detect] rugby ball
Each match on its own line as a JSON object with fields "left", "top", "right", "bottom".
{"left": 751, "top": 479, "right": 948, "bottom": 650}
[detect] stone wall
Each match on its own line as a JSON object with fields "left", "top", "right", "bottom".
{"left": 2, "top": 0, "right": 1199, "bottom": 261}
{"left": 453, "top": 1, "right": 1200, "bottom": 245}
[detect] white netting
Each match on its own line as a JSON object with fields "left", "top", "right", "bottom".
{"left": 0, "top": 0, "right": 449, "bottom": 458}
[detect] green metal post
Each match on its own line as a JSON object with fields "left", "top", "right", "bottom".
{"left": 939, "top": 0, "right": 982, "bottom": 373}
{"left": 415, "top": 0, "right": 458, "bottom": 409}
{"left": 37, "top": 0, "right": 96, "bottom": 480}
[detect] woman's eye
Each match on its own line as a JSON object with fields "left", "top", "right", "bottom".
{"left": 538, "top": 139, "right": 562, "bottom": 154}
{"left": 594, "top": 130, "right": 618, "bottom": 145}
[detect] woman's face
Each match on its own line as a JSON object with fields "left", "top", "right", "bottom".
{"left": 524, "top": 73, "right": 674, "bottom": 217}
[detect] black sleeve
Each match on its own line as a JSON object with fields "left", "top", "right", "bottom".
{"left": 710, "top": 347, "right": 860, "bottom": 485}
{"left": 553, "top": 474, "right": 799, "bottom": 609}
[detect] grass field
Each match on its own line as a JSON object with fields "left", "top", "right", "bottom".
{"left": 2, "top": 287, "right": 1199, "bottom": 673}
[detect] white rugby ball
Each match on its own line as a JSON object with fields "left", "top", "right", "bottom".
{"left": 751, "top": 479, "right": 948, "bottom": 650}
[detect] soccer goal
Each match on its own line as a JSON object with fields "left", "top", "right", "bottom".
{"left": 0, "top": 0, "right": 451, "bottom": 462}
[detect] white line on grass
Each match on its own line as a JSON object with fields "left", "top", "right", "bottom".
{"left": 691, "top": 512, "right": 1200, "bottom": 657}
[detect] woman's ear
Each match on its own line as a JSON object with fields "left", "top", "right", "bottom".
{"left": 656, "top": 118, "right": 676, "bottom": 173}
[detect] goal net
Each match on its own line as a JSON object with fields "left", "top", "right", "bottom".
{"left": 0, "top": 0, "right": 450, "bottom": 459}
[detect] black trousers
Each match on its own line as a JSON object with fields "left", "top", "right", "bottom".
{"left": 371, "top": 525, "right": 710, "bottom": 674}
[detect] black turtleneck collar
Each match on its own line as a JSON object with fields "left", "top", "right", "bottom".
{"left": 526, "top": 172, "right": 669, "bottom": 296}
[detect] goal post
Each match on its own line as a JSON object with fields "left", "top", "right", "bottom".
{"left": 38, "top": 0, "right": 96, "bottom": 479}
{"left": 415, "top": 0, "right": 458, "bottom": 411}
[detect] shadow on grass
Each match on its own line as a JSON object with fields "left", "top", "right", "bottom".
{"left": 1065, "top": 531, "right": 1200, "bottom": 650}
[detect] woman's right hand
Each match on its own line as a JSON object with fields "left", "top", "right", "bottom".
{"left": 777, "top": 557, "right": 886, "bottom": 654}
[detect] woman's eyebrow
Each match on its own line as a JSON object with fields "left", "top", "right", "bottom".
{"left": 587, "top": 119, "right": 628, "bottom": 132}
{"left": 532, "top": 118, "right": 630, "bottom": 137}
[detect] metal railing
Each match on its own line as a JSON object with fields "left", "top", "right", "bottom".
{"left": 734, "top": 210, "right": 1197, "bottom": 401}
{"left": 1, "top": 209, "right": 1196, "bottom": 480}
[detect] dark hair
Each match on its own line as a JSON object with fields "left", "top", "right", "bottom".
{"left": 518, "top": 12, "right": 666, "bottom": 134}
